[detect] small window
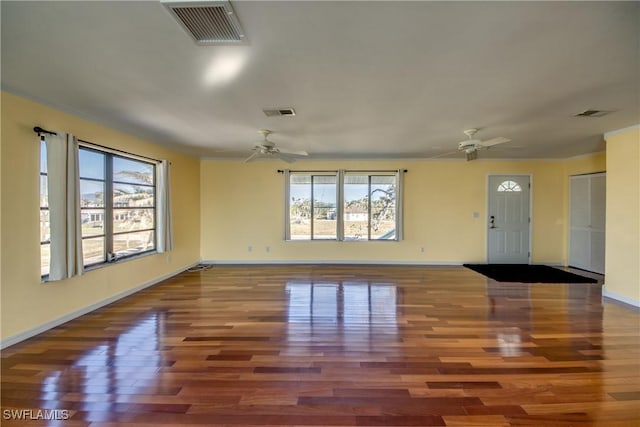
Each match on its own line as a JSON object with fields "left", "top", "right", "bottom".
{"left": 79, "top": 148, "right": 107, "bottom": 266}
{"left": 110, "top": 153, "right": 156, "bottom": 259}
{"left": 497, "top": 180, "right": 522, "bottom": 192}
{"left": 344, "top": 174, "right": 397, "bottom": 241}
{"left": 288, "top": 173, "right": 338, "bottom": 240}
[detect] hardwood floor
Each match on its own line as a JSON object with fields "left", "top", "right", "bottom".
{"left": 2, "top": 265, "right": 639, "bottom": 426}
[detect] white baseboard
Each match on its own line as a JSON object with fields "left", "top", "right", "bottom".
{"left": 200, "top": 259, "right": 464, "bottom": 266}
{"left": 603, "top": 287, "right": 640, "bottom": 309}
{"left": 0, "top": 262, "right": 199, "bottom": 349}
{"left": 532, "top": 261, "right": 564, "bottom": 266}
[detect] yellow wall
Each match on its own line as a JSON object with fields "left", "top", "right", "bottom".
{"left": 0, "top": 91, "right": 201, "bottom": 343}
{"left": 604, "top": 125, "right": 640, "bottom": 305}
{"left": 564, "top": 151, "right": 606, "bottom": 176}
{"left": 201, "top": 159, "right": 574, "bottom": 265}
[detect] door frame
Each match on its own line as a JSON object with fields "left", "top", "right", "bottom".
{"left": 485, "top": 174, "right": 533, "bottom": 264}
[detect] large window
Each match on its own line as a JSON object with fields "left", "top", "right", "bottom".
{"left": 40, "top": 143, "right": 156, "bottom": 277}
{"left": 286, "top": 170, "right": 403, "bottom": 241}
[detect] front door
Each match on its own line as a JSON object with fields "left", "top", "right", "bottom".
{"left": 487, "top": 175, "right": 531, "bottom": 264}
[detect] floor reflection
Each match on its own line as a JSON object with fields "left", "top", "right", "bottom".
{"left": 286, "top": 281, "right": 397, "bottom": 324}
{"left": 485, "top": 281, "right": 605, "bottom": 359}
{"left": 41, "top": 312, "right": 164, "bottom": 417}
{"left": 285, "top": 281, "right": 399, "bottom": 349}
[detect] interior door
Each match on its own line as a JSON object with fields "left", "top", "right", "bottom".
{"left": 487, "top": 175, "right": 531, "bottom": 264}
{"left": 569, "top": 173, "right": 606, "bottom": 274}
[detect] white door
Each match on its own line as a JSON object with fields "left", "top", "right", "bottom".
{"left": 569, "top": 173, "right": 606, "bottom": 274}
{"left": 487, "top": 175, "right": 531, "bottom": 264}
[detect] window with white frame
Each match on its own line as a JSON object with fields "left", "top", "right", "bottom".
{"left": 344, "top": 173, "right": 398, "bottom": 241}
{"left": 287, "top": 173, "right": 338, "bottom": 240}
{"left": 285, "top": 170, "right": 403, "bottom": 241}
{"left": 40, "top": 143, "right": 157, "bottom": 277}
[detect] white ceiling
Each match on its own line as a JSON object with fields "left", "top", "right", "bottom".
{"left": 2, "top": 1, "right": 639, "bottom": 160}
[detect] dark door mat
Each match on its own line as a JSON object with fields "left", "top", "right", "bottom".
{"left": 463, "top": 264, "right": 598, "bottom": 283}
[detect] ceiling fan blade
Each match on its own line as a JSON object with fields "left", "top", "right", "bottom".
{"left": 428, "top": 150, "right": 460, "bottom": 159}
{"left": 244, "top": 151, "right": 260, "bottom": 163}
{"left": 275, "top": 153, "right": 296, "bottom": 163}
{"left": 278, "top": 148, "right": 308, "bottom": 156}
{"left": 480, "top": 137, "right": 511, "bottom": 147}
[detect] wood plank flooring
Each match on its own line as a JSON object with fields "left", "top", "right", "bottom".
{"left": 2, "top": 265, "right": 639, "bottom": 426}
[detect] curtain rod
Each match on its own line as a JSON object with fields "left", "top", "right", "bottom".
{"left": 34, "top": 126, "right": 161, "bottom": 164}
{"left": 277, "top": 169, "right": 407, "bottom": 173}
{"left": 33, "top": 126, "right": 57, "bottom": 136}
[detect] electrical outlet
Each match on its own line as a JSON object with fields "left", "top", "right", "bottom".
{"left": 420, "top": 247, "right": 425, "bottom": 253}
{"left": 266, "top": 246, "right": 271, "bottom": 253}
{"left": 248, "top": 245, "right": 252, "bottom": 252}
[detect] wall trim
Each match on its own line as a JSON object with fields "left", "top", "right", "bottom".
{"left": 604, "top": 124, "right": 640, "bottom": 139}
{"left": 0, "top": 262, "right": 199, "bottom": 349}
{"left": 201, "top": 259, "right": 464, "bottom": 266}
{"left": 603, "top": 286, "right": 640, "bottom": 309}
{"left": 532, "top": 261, "right": 564, "bottom": 266}
{"left": 564, "top": 151, "right": 606, "bottom": 162}
{"left": 201, "top": 156, "right": 572, "bottom": 163}
{"left": 201, "top": 260, "right": 566, "bottom": 266}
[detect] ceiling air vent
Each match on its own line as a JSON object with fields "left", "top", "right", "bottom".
{"left": 263, "top": 108, "right": 296, "bottom": 117}
{"left": 162, "top": 1, "right": 247, "bottom": 45}
{"left": 574, "top": 109, "right": 612, "bottom": 118}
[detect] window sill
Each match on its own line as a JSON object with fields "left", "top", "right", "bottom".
{"left": 285, "top": 239, "right": 399, "bottom": 243}
{"left": 86, "top": 250, "right": 158, "bottom": 272}
{"left": 41, "top": 250, "right": 158, "bottom": 283}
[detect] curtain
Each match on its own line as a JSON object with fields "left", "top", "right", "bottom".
{"left": 395, "top": 169, "right": 404, "bottom": 241}
{"left": 283, "top": 169, "right": 291, "bottom": 240}
{"left": 156, "top": 160, "right": 173, "bottom": 253}
{"left": 46, "top": 132, "right": 83, "bottom": 280}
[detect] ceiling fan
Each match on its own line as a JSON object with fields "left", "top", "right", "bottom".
{"left": 245, "top": 129, "right": 309, "bottom": 163}
{"left": 435, "top": 129, "right": 511, "bottom": 161}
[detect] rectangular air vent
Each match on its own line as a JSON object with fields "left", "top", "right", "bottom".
{"left": 162, "top": 1, "right": 246, "bottom": 45}
{"left": 263, "top": 108, "right": 296, "bottom": 117}
{"left": 574, "top": 109, "right": 612, "bottom": 117}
